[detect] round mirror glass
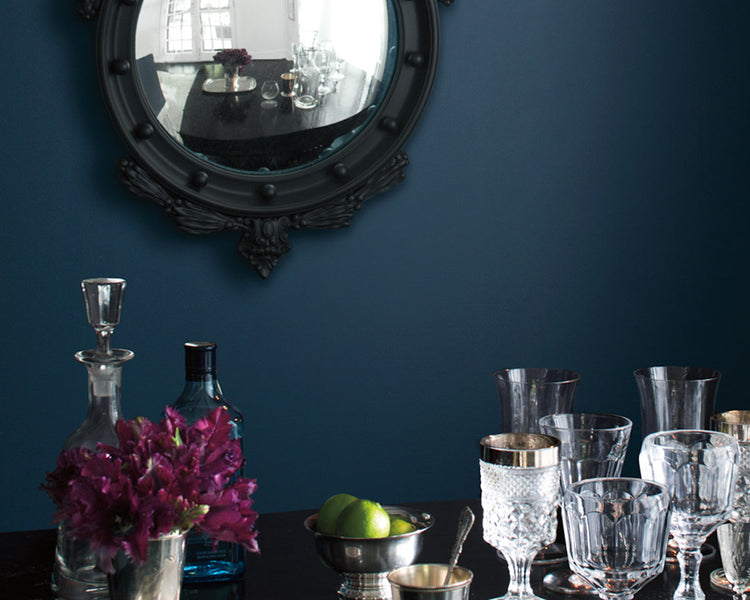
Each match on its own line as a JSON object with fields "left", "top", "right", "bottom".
{"left": 134, "top": 0, "right": 394, "bottom": 174}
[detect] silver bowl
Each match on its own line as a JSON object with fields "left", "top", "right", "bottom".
{"left": 305, "top": 505, "right": 433, "bottom": 600}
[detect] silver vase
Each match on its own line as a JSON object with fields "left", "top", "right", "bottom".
{"left": 108, "top": 532, "right": 186, "bottom": 600}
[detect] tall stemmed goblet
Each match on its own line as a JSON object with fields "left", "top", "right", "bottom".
{"left": 710, "top": 411, "right": 750, "bottom": 597}
{"left": 639, "top": 430, "right": 739, "bottom": 600}
{"left": 634, "top": 366, "right": 721, "bottom": 438}
{"left": 562, "top": 478, "right": 672, "bottom": 600}
{"left": 634, "top": 366, "right": 722, "bottom": 562}
{"left": 538, "top": 413, "right": 633, "bottom": 595}
{"left": 493, "top": 368, "right": 579, "bottom": 565}
{"left": 494, "top": 368, "right": 580, "bottom": 435}
{"left": 480, "top": 433, "right": 561, "bottom": 600}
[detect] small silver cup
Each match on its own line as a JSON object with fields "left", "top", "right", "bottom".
{"left": 388, "top": 564, "right": 473, "bottom": 600}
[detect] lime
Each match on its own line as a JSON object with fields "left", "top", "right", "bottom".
{"left": 317, "top": 493, "right": 358, "bottom": 535}
{"left": 336, "top": 499, "right": 391, "bottom": 538}
{"left": 388, "top": 516, "right": 416, "bottom": 536}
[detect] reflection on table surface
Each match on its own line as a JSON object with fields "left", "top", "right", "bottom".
{"left": 0, "top": 498, "right": 734, "bottom": 600}
{"left": 145, "top": 58, "right": 379, "bottom": 172}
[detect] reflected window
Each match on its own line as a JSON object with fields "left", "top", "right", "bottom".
{"left": 165, "top": 0, "right": 235, "bottom": 60}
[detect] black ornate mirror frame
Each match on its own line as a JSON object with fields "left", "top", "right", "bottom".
{"left": 82, "top": 0, "right": 452, "bottom": 277}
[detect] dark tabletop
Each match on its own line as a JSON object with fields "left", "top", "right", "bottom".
{"left": 178, "top": 59, "right": 374, "bottom": 171}
{"left": 0, "top": 499, "right": 733, "bottom": 600}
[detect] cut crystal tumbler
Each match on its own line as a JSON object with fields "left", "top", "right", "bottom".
{"left": 562, "top": 478, "right": 671, "bottom": 600}
{"left": 538, "top": 413, "right": 633, "bottom": 594}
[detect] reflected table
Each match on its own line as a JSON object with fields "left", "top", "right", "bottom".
{"left": 0, "top": 499, "right": 733, "bottom": 600}
{"left": 179, "top": 59, "right": 376, "bottom": 171}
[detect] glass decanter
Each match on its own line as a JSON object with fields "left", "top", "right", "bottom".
{"left": 52, "top": 278, "right": 134, "bottom": 600}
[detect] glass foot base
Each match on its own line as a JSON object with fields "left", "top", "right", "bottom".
{"left": 495, "top": 543, "right": 568, "bottom": 566}
{"left": 543, "top": 569, "right": 597, "bottom": 595}
{"left": 710, "top": 569, "right": 734, "bottom": 595}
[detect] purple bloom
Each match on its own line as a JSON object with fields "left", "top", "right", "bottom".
{"left": 213, "top": 48, "right": 253, "bottom": 70}
{"left": 42, "top": 408, "right": 259, "bottom": 571}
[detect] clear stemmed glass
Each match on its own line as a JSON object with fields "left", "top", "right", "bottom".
{"left": 538, "top": 413, "right": 633, "bottom": 595}
{"left": 562, "top": 478, "right": 671, "bottom": 600}
{"left": 494, "top": 368, "right": 580, "bottom": 435}
{"left": 639, "top": 429, "right": 739, "bottom": 600}
{"left": 634, "top": 366, "right": 721, "bottom": 438}
{"left": 493, "top": 368, "right": 579, "bottom": 565}
{"left": 710, "top": 411, "right": 750, "bottom": 596}
{"left": 480, "top": 433, "right": 561, "bottom": 600}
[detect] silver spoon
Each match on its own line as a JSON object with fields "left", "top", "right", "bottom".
{"left": 443, "top": 506, "right": 475, "bottom": 585}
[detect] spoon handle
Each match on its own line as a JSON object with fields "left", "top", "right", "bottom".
{"left": 443, "top": 506, "right": 475, "bottom": 586}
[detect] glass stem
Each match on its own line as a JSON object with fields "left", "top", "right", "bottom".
{"left": 506, "top": 553, "right": 535, "bottom": 598}
{"left": 675, "top": 543, "right": 705, "bottom": 600}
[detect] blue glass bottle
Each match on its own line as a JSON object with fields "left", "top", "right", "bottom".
{"left": 172, "top": 342, "right": 245, "bottom": 581}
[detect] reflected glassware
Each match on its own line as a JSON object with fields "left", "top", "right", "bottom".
{"left": 480, "top": 433, "right": 561, "bottom": 600}
{"left": 260, "top": 80, "right": 279, "bottom": 108}
{"left": 494, "top": 368, "right": 580, "bottom": 435}
{"left": 562, "top": 478, "right": 671, "bottom": 600}
{"left": 639, "top": 430, "right": 739, "bottom": 600}
{"left": 538, "top": 413, "right": 633, "bottom": 595}
{"left": 634, "top": 366, "right": 720, "bottom": 438}
{"left": 293, "top": 63, "right": 320, "bottom": 110}
{"left": 710, "top": 411, "right": 750, "bottom": 593}
{"left": 314, "top": 42, "right": 333, "bottom": 95}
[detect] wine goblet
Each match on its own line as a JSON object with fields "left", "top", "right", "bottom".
{"left": 479, "top": 433, "right": 560, "bottom": 600}
{"left": 710, "top": 411, "right": 750, "bottom": 594}
{"left": 639, "top": 429, "right": 739, "bottom": 600}
{"left": 538, "top": 413, "right": 633, "bottom": 595}
{"left": 493, "top": 368, "right": 579, "bottom": 565}
{"left": 634, "top": 366, "right": 720, "bottom": 438}
{"left": 562, "top": 478, "right": 671, "bottom": 600}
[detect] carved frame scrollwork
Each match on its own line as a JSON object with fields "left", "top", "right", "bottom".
{"left": 85, "top": 0, "right": 449, "bottom": 277}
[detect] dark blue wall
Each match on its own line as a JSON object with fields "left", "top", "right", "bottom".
{"left": 2, "top": 1, "right": 748, "bottom": 532}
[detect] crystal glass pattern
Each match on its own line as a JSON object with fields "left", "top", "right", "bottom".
{"left": 634, "top": 366, "right": 720, "bottom": 438}
{"left": 562, "top": 478, "right": 671, "bottom": 600}
{"left": 639, "top": 429, "right": 739, "bottom": 600}
{"left": 538, "top": 413, "right": 633, "bottom": 594}
{"left": 480, "top": 433, "right": 560, "bottom": 600}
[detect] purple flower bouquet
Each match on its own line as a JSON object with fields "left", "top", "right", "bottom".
{"left": 42, "top": 407, "right": 259, "bottom": 572}
{"left": 213, "top": 48, "right": 253, "bottom": 70}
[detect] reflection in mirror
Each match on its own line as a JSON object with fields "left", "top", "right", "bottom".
{"left": 135, "top": 0, "right": 393, "bottom": 173}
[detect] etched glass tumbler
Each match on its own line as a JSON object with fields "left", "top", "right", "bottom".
{"left": 538, "top": 413, "right": 633, "bottom": 595}
{"left": 634, "top": 366, "right": 720, "bottom": 438}
{"left": 562, "top": 478, "right": 671, "bottom": 600}
{"left": 711, "top": 411, "right": 750, "bottom": 596}
{"left": 494, "top": 368, "right": 580, "bottom": 435}
{"left": 639, "top": 430, "right": 739, "bottom": 600}
{"left": 480, "top": 433, "right": 561, "bottom": 600}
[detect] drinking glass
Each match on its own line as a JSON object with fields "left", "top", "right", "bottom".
{"left": 634, "top": 366, "right": 720, "bottom": 438}
{"left": 710, "top": 411, "right": 750, "bottom": 595}
{"left": 260, "top": 80, "right": 279, "bottom": 108}
{"left": 479, "top": 433, "right": 561, "bottom": 600}
{"left": 538, "top": 413, "right": 633, "bottom": 595}
{"left": 494, "top": 368, "right": 580, "bottom": 435}
{"left": 493, "top": 368, "right": 579, "bottom": 565}
{"left": 639, "top": 429, "right": 739, "bottom": 600}
{"left": 562, "top": 478, "right": 671, "bottom": 600}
